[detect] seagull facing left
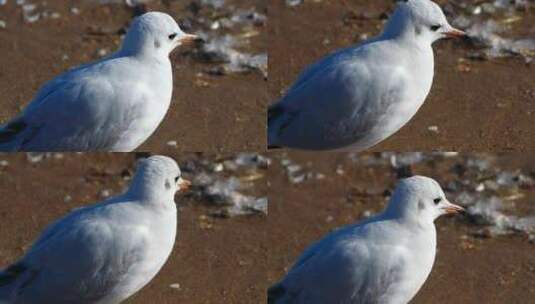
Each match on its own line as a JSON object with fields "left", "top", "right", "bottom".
{"left": 0, "top": 12, "right": 198, "bottom": 152}
{"left": 0, "top": 155, "right": 191, "bottom": 303}
{"left": 268, "top": 176, "right": 464, "bottom": 304}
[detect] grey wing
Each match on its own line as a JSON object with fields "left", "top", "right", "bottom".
{"left": 268, "top": 44, "right": 384, "bottom": 149}
{"left": 0, "top": 213, "right": 78, "bottom": 302}
{"left": 268, "top": 52, "right": 363, "bottom": 147}
{"left": 286, "top": 33, "right": 384, "bottom": 96}
{"left": 0, "top": 67, "right": 89, "bottom": 150}
{"left": 20, "top": 76, "right": 152, "bottom": 151}
{"left": 10, "top": 205, "right": 149, "bottom": 303}
{"left": 268, "top": 46, "right": 353, "bottom": 123}
{"left": 270, "top": 228, "right": 372, "bottom": 304}
{"left": 285, "top": 33, "right": 384, "bottom": 94}
{"left": 3, "top": 211, "right": 101, "bottom": 301}
{"left": 21, "top": 54, "right": 110, "bottom": 115}
{"left": 0, "top": 57, "right": 124, "bottom": 151}
{"left": 21, "top": 52, "right": 114, "bottom": 116}
{"left": 0, "top": 209, "right": 90, "bottom": 299}
{"left": 27, "top": 206, "right": 94, "bottom": 252}
{"left": 0, "top": 75, "right": 69, "bottom": 150}
{"left": 268, "top": 236, "right": 329, "bottom": 303}
{"left": 268, "top": 55, "right": 374, "bottom": 149}
{"left": 284, "top": 46, "right": 354, "bottom": 97}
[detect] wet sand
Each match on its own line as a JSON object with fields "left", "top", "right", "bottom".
{"left": 267, "top": 152, "right": 535, "bottom": 303}
{"left": 0, "top": 0, "right": 267, "bottom": 152}
{"left": 0, "top": 153, "right": 267, "bottom": 303}
{"left": 268, "top": 0, "right": 535, "bottom": 151}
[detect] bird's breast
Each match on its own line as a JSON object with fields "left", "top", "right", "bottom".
{"left": 108, "top": 68, "right": 173, "bottom": 151}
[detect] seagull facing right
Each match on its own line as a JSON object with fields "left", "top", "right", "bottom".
{"left": 0, "top": 12, "right": 198, "bottom": 152}
{"left": 268, "top": 0, "right": 466, "bottom": 151}
{"left": 268, "top": 176, "right": 464, "bottom": 304}
{"left": 0, "top": 155, "right": 191, "bottom": 303}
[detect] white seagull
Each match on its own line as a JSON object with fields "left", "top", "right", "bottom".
{"left": 0, "top": 12, "right": 198, "bottom": 152}
{"left": 0, "top": 155, "right": 191, "bottom": 303}
{"left": 268, "top": 0, "right": 466, "bottom": 151}
{"left": 268, "top": 176, "right": 464, "bottom": 304}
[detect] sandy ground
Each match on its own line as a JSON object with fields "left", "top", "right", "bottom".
{"left": 1, "top": 0, "right": 535, "bottom": 303}
{"left": 0, "top": 153, "right": 267, "bottom": 303}
{"left": 267, "top": 152, "right": 535, "bottom": 303}
{"left": 0, "top": 0, "right": 267, "bottom": 152}
{"left": 268, "top": 0, "right": 535, "bottom": 151}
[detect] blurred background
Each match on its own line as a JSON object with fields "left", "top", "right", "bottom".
{"left": 0, "top": 152, "right": 267, "bottom": 303}
{"left": 269, "top": 0, "right": 535, "bottom": 151}
{"left": 0, "top": 0, "right": 267, "bottom": 152}
{"left": 268, "top": 152, "right": 535, "bottom": 303}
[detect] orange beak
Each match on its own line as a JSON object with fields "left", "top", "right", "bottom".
{"left": 444, "top": 28, "right": 466, "bottom": 39}
{"left": 177, "top": 178, "right": 191, "bottom": 193}
{"left": 443, "top": 203, "right": 465, "bottom": 215}
{"left": 179, "top": 34, "right": 200, "bottom": 46}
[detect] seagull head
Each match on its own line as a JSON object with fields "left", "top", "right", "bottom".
{"left": 127, "top": 155, "right": 191, "bottom": 204}
{"left": 384, "top": 176, "right": 464, "bottom": 224}
{"left": 121, "top": 12, "right": 199, "bottom": 57}
{"left": 383, "top": 0, "right": 465, "bottom": 44}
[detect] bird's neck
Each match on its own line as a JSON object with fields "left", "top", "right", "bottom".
{"left": 383, "top": 204, "right": 435, "bottom": 230}
{"left": 385, "top": 213, "right": 435, "bottom": 233}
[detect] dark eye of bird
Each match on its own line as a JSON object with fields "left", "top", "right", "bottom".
{"left": 433, "top": 198, "right": 442, "bottom": 204}
{"left": 168, "top": 33, "right": 177, "bottom": 40}
{"left": 174, "top": 176, "right": 180, "bottom": 183}
{"left": 430, "top": 25, "right": 441, "bottom": 31}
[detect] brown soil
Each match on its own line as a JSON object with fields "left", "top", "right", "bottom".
{"left": 267, "top": 151, "right": 535, "bottom": 303}
{"left": 268, "top": 0, "right": 535, "bottom": 151}
{"left": 0, "top": 153, "right": 267, "bottom": 304}
{"left": 0, "top": 0, "right": 267, "bottom": 152}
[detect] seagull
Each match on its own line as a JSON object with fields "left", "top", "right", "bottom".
{"left": 0, "top": 155, "right": 191, "bottom": 303}
{"left": 268, "top": 0, "right": 466, "bottom": 151}
{"left": 0, "top": 12, "right": 198, "bottom": 152}
{"left": 268, "top": 176, "right": 464, "bottom": 304}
